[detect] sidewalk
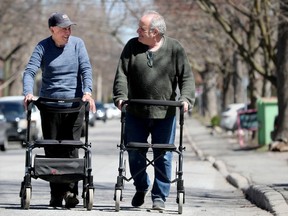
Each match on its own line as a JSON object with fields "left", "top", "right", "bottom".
{"left": 184, "top": 116, "right": 288, "bottom": 216}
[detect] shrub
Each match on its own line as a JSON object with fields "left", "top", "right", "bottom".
{"left": 211, "top": 115, "right": 220, "bottom": 127}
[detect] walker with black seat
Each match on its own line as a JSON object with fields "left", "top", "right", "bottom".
{"left": 19, "top": 97, "right": 94, "bottom": 210}
{"left": 114, "top": 99, "right": 186, "bottom": 214}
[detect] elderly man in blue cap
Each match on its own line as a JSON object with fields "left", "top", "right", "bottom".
{"left": 23, "top": 12, "right": 96, "bottom": 208}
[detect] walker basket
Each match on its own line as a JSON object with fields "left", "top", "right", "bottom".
{"left": 34, "top": 155, "right": 86, "bottom": 183}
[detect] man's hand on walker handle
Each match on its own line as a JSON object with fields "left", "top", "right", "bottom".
{"left": 23, "top": 93, "right": 35, "bottom": 110}
{"left": 82, "top": 93, "right": 96, "bottom": 113}
{"left": 181, "top": 101, "right": 189, "bottom": 112}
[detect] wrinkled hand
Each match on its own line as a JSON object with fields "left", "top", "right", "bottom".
{"left": 117, "top": 100, "right": 123, "bottom": 110}
{"left": 182, "top": 101, "right": 189, "bottom": 112}
{"left": 82, "top": 95, "right": 96, "bottom": 113}
{"left": 23, "top": 93, "right": 35, "bottom": 110}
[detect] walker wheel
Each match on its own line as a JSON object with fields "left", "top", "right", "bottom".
{"left": 21, "top": 187, "right": 31, "bottom": 209}
{"left": 86, "top": 188, "right": 94, "bottom": 210}
{"left": 178, "top": 192, "right": 184, "bottom": 214}
{"left": 115, "top": 189, "right": 121, "bottom": 211}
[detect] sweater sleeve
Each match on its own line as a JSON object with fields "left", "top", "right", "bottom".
{"left": 78, "top": 39, "right": 93, "bottom": 94}
{"left": 176, "top": 42, "right": 196, "bottom": 108}
{"left": 22, "top": 44, "right": 43, "bottom": 96}
{"left": 113, "top": 42, "right": 131, "bottom": 105}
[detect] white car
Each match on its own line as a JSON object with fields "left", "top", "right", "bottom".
{"left": 104, "top": 103, "right": 121, "bottom": 119}
{"left": 220, "top": 103, "right": 246, "bottom": 131}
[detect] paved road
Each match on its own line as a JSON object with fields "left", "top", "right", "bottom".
{"left": 0, "top": 117, "right": 272, "bottom": 215}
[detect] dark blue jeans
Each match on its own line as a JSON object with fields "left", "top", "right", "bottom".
{"left": 125, "top": 113, "right": 176, "bottom": 202}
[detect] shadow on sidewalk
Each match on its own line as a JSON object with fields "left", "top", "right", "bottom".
{"left": 233, "top": 146, "right": 262, "bottom": 151}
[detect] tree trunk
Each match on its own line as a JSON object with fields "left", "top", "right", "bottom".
{"left": 233, "top": 53, "right": 245, "bottom": 103}
{"left": 202, "top": 63, "right": 219, "bottom": 119}
{"left": 270, "top": 0, "right": 288, "bottom": 151}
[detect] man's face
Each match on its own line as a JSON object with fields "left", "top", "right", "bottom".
{"left": 137, "top": 15, "right": 154, "bottom": 46}
{"left": 50, "top": 26, "right": 71, "bottom": 47}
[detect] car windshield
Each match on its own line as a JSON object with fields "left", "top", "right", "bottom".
{"left": 96, "top": 102, "right": 105, "bottom": 109}
{"left": 0, "top": 102, "right": 25, "bottom": 120}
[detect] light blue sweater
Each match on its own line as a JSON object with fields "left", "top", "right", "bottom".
{"left": 23, "top": 36, "right": 93, "bottom": 99}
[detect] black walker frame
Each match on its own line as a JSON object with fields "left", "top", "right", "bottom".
{"left": 19, "top": 97, "right": 94, "bottom": 210}
{"left": 114, "top": 99, "right": 186, "bottom": 214}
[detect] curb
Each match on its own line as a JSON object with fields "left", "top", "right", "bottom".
{"left": 245, "top": 185, "right": 288, "bottom": 216}
{"left": 183, "top": 121, "right": 288, "bottom": 216}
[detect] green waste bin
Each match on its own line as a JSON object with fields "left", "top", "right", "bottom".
{"left": 257, "top": 97, "right": 278, "bottom": 146}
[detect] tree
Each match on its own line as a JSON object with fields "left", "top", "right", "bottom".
{"left": 270, "top": 0, "right": 288, "bottom": 151}
{"left": 0, "top": 0, "right": 42, "bottom": 96}
{"left": 196, "top": 0, "right": 278, "bottom": 108}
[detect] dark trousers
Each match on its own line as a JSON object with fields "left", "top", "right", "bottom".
{"left": 40, "top": 107, "right": 84, "bottom": 198}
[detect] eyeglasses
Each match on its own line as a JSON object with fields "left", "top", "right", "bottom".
{"left": 138, "top": 26, "right": 150, "bottom": 33}
{"left": 146, "top": 51, "right": 153, "bottom": 67}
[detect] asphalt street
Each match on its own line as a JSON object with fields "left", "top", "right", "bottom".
{"left": 0, "top": 116, "right": 274, "bottom": 216}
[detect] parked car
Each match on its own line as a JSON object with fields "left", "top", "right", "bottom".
{"left": 80, "top": 111, "right": 96, "bottom": 138}
{"left": 88, "top": 111, "right": 96, "bottom": 127}
{"left": 0, "top": 96, "right": 42, "bottom": 147}
{"left": 220, "top": 103, "right": 246, "bottom": 131}
{"left": 0, "top": 111, "right": 8, "bottom": 151}
{"left": 95, "top": 101, "right": 107, "bottom": 122}
{"left": 104, "top": 103, "right": 121, "bottom": 119}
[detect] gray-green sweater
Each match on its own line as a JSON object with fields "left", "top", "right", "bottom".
{"left": 113, "top": 36, "right": 195, "bottom": 119}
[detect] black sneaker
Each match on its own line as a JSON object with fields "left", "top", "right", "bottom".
{"left": 64, "top": 192, "right": 79, "bottom": 208}
{"left": 49, "top": 196, "right": 63, "bottom": 207}
{"left": 152, "top": 198, "right": 165, "bottom": 210}
{"left": 131, "top": 190, "right": 149, "bottom": 207}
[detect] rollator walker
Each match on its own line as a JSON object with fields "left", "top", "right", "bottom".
{"left": 19, "top": 97, "right": 94, "bottom": 210}
{"left": 114, "top": 99, "right": 186, "bottom": 214}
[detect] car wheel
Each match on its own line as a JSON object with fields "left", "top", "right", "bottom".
{"left": 0, "top": 137, "right": 8, "bottom": 151}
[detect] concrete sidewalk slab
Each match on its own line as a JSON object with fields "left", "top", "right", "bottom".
{"left": 184, "top": 117, "right": 288, "bottom": 216}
